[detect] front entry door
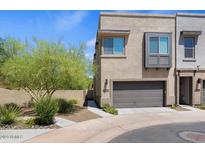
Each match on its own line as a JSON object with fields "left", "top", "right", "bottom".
{"left": 202, "top": 80, "right": 205, "bottom": 105}
{"left": 179, "top": 77, "right": 192, "bottom": 105}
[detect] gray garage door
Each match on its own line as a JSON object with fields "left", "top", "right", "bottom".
{"left": 202, "top": 80, "right": 205, "bottom": 105}
{"left": 113, "top": 81, "right": 164, "bottom": 108}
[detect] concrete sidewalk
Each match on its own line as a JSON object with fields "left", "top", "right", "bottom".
{"left": 26, "top": 110, "right": 205, "bottom": 143}
{"left": 0, "top": 129, "right": 52, "bottom": 143}
{"left": 87, "top": 100, "right": 113, "bottom": 117}
{"left": 0, "top": 117, "right": 76, "bottom": 143}
{"left": 180, "top": 105, "right": 202, "bottom": 111}
{"left": 55, "top": 117, "right": 76, "bottom": 127}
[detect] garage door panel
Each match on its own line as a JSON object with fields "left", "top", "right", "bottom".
{"left": 115, "top": 102, "right": 163, "bottom": 108}
{"left": 113, "top": 82, "right": 163, "bottom": 90}
{"left": 114, "top": 97, "right": 163, "bottom": 104}
{"left": 113, "top": 94, "right": 163, "bottom": 101}
{"left": 114, "top": 90, "right": 163, "bottom": 97}
{"left": 113, "top": 81, "right": 164, "bottom": 108}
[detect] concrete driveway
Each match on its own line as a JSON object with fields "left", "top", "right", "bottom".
{"left": 26, "top": 110, "right": 205, "bottom": 143}
{"left": 117, "top": 107, "right": 176, "bottom": 115}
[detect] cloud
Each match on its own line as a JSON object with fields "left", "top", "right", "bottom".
{"left": 86, "top": 37, "right": 96, "bottom": 60}
{"left": 85, "top": 51, "right": 94, "bottom": 60}
{"left": 86, "top": 37, "right": 96, "bottom": 48}
{"left": 54, "top": 11, "right": 88, "bottom": 32}
{"left": 85, "top": 37, "right": 96, "bottom": 61}
{"left": 85, "top": 52, "right": 92, "bottom": 58}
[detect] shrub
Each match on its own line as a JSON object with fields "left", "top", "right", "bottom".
{"left": 170, "top": 104, "right": 177, "bottom": 109}
{"left": 68, "top": 99, "right": 78, "bottom": 105}
{"left": 101, "top": 103, "right": 118, "bottom": 115}
{"left": 33, "top": 98, "right": 58, "bottom": 125}
{"left": 5, "top": 103, "right": 20, "bottom": 109}
{"left": 200, "top": 106, "right": 205, "bottom": 110}
{"left": 0, "top": 103, "right": 22, "bottom": 125}
{"left": 25, "top": 117, "right": 36, "bottom": 127}
{"left": 57, "top": 99, "right": 77, "bottom": 113}
{"left": 195, "top": 104, "right": 205, "bottom": 110}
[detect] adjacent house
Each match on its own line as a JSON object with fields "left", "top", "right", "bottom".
{"left": 93, "top": 12, "right": 205, "bottom": 108}
{"left": 176, "top": 13, "right": 205, "bottom": 106}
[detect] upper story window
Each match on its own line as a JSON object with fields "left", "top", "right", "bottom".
{"left": 149, "top": 36, "right": 169, "bottom": 54}
{"left": 184, "top": 37, "right": 195, "bottom": 58}
{"left": 102, "top": 37, "right": 124, "bottom": 55}
{"left": 145, "top": 33, "right": 172, "bottom": 68}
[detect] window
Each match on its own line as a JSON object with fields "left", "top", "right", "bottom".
{"left": 103, "top": 38, "right": 113, "bottom": 54}
{"left": 103, "top": 37, "right": 124, "bottom": 55}
{"left": 145, "top": 33, "right": 172, "bottom": 68}
{"left": 160, "top": 37, "right": 168, "bottom": 54}
{"left": 149, "top": 37, "right": 158, "bottom": 54}
{"left": 149, "top": 36, "right": 169, "bottom": 54}
{"left": 184, "top": 37, "right": 195, "bottom": 58}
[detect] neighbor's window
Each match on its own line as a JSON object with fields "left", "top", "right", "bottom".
{"left": 103, "top": 37, "right": 124, "bottom": 55}
{"left": 149, "top": 36, "right": 169, "bottom": 54}
{"left": 184, "top": 37, "right": 195, "bottom": 58}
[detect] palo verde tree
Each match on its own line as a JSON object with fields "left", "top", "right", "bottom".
{"left": 0, "top": 37, "right": 25, "bottom": 66}
{"left": 1, "top": 39, "right": 89, "bottom": 102}
{"left": 0, "top": 37, "right": 25, "bottom": 78}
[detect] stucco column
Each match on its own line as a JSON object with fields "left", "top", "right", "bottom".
{"left": 192, "top": 75, "right": 196, "bottom": 106}
{"left": 176, "top": 72, "right": 180, "bottom": 105}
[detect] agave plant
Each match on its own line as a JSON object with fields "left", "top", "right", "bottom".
{"left": 34, "top": 98, "right": 58, "bottom": 125}
{"left": 0, "top": 103, "right": 22, "bottom": 125}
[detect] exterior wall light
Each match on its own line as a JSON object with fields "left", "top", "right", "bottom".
{"left": 197, "top": 65, "right": 200, "bottom": 71}
{"left": 105, "top": 79, "right": 108, "bottom": 85}
{"left": 197, "top": 78, "right": 201, "bottom": 84}
{"left": 103, "top": 79, "right": 108, "bottom": 92}
{"left": 196, "top": 78, "right": 201, "bottom": 91}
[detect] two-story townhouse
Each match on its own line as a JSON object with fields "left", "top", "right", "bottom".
{"left": 93, "top": 12, "right": 176, "bottom": 108}
{"left": 176, "top": 13, "right": 205, "bottom": 106}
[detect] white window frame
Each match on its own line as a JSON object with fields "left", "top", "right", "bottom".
{"left": 184, "top": 37, "right": 195, "bottom": 59}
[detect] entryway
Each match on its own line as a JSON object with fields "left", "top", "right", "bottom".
{"left": 179, "top": 77, "right": 192, "bottom": 105}
{"left": 202, "top": 80, "right": 205, "bottom": 105}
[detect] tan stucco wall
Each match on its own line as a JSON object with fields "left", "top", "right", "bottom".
{"left": 192, "top": 72, "right": 205, "bottom": 105}
{"left": 0, "top": 88, "right": 86, "bottom": 106}
{"left": 93, "top": 47, "right": 101, "bottom": 106}
{"left": 178, "top": 71, "right": 205, "bottom": 105}
{"left": 97, "top": 13, "right": 176, "bottom": 106}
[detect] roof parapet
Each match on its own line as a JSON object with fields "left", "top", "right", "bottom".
{"left": 100, "top": 12, "right": 176, "bottom": 18}
{"left": 100, "top": 12, "right": 205, "bottom": 18}
{"left": 176, "top": 12, "right": 205, "bottom": 17}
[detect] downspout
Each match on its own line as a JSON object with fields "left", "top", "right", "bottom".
{"left": 97, "top": 33, "right": 101, "bottom": 106}
{"left": 174, "top": 13, "right": 178, "bottom": 105}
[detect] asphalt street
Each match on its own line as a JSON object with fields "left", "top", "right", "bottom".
{"left": 110, "top": 122, "right": 205, "bottom": 143}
